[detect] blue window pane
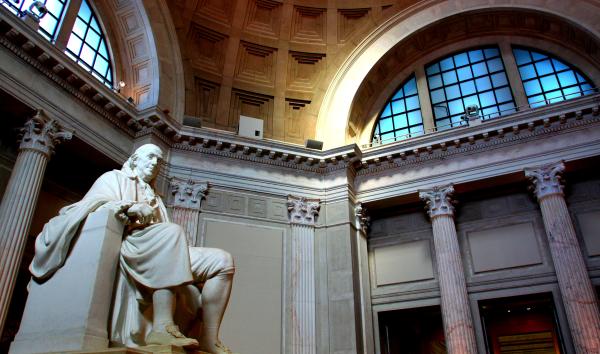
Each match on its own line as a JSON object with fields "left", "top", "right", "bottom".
{"left": 495, "top": 87, "right": 512, "bottom": 103}
{"left": 428, "top": 75, "right": 443, "bottom": 89}
{"left": 472, "top": 62, "right": 488, "bottom": 77}
{"left": 426, "top": 63, "right": 440, "bottom": 75}
{"left": 463, "top": 95, "right": 478, "bottom": 108}
{"left": 448, "top": 99, "right": 463, "bottom": 115}
{"left": 381, "top": 103, "right": 392, "bottom": 117}
{"left": 393, "top": 114, "right": 407, "bottom": 128}
{"left": 392, "top": 89, "right": 404, "bottom": 101}
{"left": 581, "top": 83, "right": 593, "bottom": 93}
{"left": 67, "top": 34, "right": 82, "bottom": 53}
{"left": 434, "top": 104, "right": 449, "bottom": 118}
{"left": 487, "top": 58, "right": 504, "bottom": 73}
{"left": 94, "top": 57, "right": 109, "bottom": 76}
{"left": 468, "top": 50, "right": 484, "bottom": 63}
{"left": 476, "top": 77, "right": 492, "bottom": 91}
{"left": 514, "top": 47, "right": 595, "bottom": 108}
{"left": 557, "top": 71, "right": 577, "bottom": 87}
{"left": 491, "top": 72, "right": 508, "bottom": 88}
{"left": 440, "top": 57, "right": 454, "bottom": 71}
{"left": 86, "top": 29, "right": 101, "bottom": 49}
{"left": 379, "top": 118, "right": 393, "bottom": 132}
{"left": 552, "top": 59, "right": 569, "bottom": 72}
{"left": 523, "top": 80, "right": 542, "bottom": 95}
{"left": 540, "top": 75, "right": 559, "bottom": 91}
{"left": 437, "top": 118, "right": 451, "bottom": 129}
{"left": 79, "top": 0, "right": 92, "bottom": 22}
{"left": 391, "top": 100, "right": 405, "bottom": 114}
{"left": 407, "top": 111, "right": 422, "bottom": 125}
{"left": 545, "top": 90, "right": 564, "bottom": 104}
{"left": 479, "top": 91, "right": 496, "bottom": 107}
{"left": 396, "top": 129, "right": 409, "bottom": 137}
{"left": 380, "top": 132, "right": 394, "bottom": 142}
{"left": 484, "top": 48, "right": 499, "bottom": 58}
{"left": 80, "top": 44, "right": 95, "bottom": 65}
{"left": 431, "top": 89, "right": 445, "bottom": 104}
{"left": 454, "top": 53, "right": 469, "bottom": 67}
{"left": 445, "top": 85, "right": 461, "bottom": 100}
{"left": 457, "top": 67, "right": 473, "bottom": 81}
{"left": 90, "top": 18, "right": 101, "bottom": 33}
{"left": 406, "top": 96, "right": 420, "bottom": 111}
{"left": 531, "top": 52, "right": 547, "bottom": 61}
{"left": 535, "top": 60, "right": 553, "bottom": 76}
{"left": 562, "top": 86, "right": 581, "bottom": 99}
{"left": 404, "top": 78, "right": 417, "bottom": 96}
{"left": 451, "top": 116, "right": 464, "bottom": 125}
{"left": 513, "top": 49, "right": 531, "bottom": 65}
{"left": 39, "top": 16, "right": 58, "bottom": 38}
{"left": 519, "top": 65, "right": 536, "bottom": 80}
{"left": 442, "top": 71, "right": 458, "bottom": 84}
{"left": 460, "top": 80, "right": 476, "bottom": 95}
{"left": 499, "top": 103, "right": 516, "bottom": 114}
{"left": 482, "top": 106, "right": 499, "bottom": 119}
{"left": 73, "top": 18, "right": 87, "bottom": 38}
{"left": 98, "top": 40, "right": 109, "bottom": 59}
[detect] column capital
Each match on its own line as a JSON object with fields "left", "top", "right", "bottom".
{"left": 355, "top": 203, "right": 370, "bottom": 233}
{"left": 419, "top": 185, "right": 455, "bottom": 218}
{"left": 18, "top": 110, "right": 72, "bottom": 157}
{"left": 525, "top": 161, "right": 565, "bottom": 200}
{"left": 169, "top": 177, "right": 209, "bottom": 210}
{"left": 287, "top": 195, "right": 320, "bottom": 226}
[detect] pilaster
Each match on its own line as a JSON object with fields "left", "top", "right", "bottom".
{"left": 287, "top": 195, "right": 320, "bottom": 354}
{"left": 168, "top": 177, "right": 209, "bottom": 246}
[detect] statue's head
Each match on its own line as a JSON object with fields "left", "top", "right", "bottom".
{"left": 124, "top": 144, "right": 164, "bottom": 183}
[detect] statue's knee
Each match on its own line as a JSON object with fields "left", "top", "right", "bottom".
{"left": 164, "top": 222, "right": 185, "bottom": 236}
{"left": 216, "top": 249, "right": 235, "bottom": 274}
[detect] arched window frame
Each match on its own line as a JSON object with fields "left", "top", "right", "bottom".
{"left": 1, "top": 0, "right": 116, "bottom": 87}
{"left": 369, "top": 39, "right": 598, "bottom": 146}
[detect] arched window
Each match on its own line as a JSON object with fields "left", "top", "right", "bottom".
{"left": 426, "top": 47, "right": 516, "bottom": 129}
{"left": 1, "top": 0, "right": 67, "bottom": 41}
{"left": 65, "top": 0, "right": 113, "bottom": 86}
{"left": 2, "top": 0, "right": 114, "bottom": 87}
{"left": 513, "top": 47, "right": 595, "bottom": 108}
{"left": 373, "top": 76, "right": 423, "bottom": 144}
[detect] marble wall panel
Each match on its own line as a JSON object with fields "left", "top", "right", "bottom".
{"left": 576, "top": 210, "right": 600, "bottom": 257}
{"left": 373, "top": 240, "right": 434, "bottom": 286}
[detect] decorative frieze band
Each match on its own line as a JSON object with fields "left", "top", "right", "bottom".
{"left": 287, "top": 195, "right": 320, "bottom": 226}
{"left": 525, "top": 161, "right": 565, "bottom": 200}
{"left": 419, "top": 185, "right": 455, "bottom": 218}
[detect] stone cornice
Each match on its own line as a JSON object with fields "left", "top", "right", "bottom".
{"left": 357, "top": 94, "right": 600, "bottom": 176}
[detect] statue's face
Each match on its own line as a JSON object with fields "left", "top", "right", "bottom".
{"left": 134, "top": 146, "right": 163, "bottom": 183}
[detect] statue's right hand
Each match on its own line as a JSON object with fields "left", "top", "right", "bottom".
{"left": 126, "top": 203, "right": 155, "bottom": 225}
{"left": 100, "top": 201, "right": 134, "bottom": 224}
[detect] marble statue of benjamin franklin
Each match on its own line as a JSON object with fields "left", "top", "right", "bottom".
{"left": 29, "top": 144, "right": 236, "bottom": 354}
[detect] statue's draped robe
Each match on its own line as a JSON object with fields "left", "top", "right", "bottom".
{"left": 30, "top": 169, "right": 197, "bottom": 346}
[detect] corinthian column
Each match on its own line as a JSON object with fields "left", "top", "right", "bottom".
{"left": 287, "top": 195, "right": 320, "bottom": 354}
{"left": 419, "top": 185, "right": 477, "bottom": 354}
{"left": 0, "top": 110, "right": 72, "bottom": 334}
{"left": 168, "top": 177, "right": 208, "bottom": 246}
{"left": 525, "top": 162, "right": 600, "bottom": 353}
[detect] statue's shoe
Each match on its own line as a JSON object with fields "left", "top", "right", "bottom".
{"left": 196, "top": 341, "right": 238, "bottom": 354}
{"left": 146, "top": 324, "right": 199, "bottom": 348}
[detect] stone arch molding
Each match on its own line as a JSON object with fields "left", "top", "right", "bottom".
{"left": 94, "top": 0, "right": 184, "bottom": 120}
{"left": 316, "top": 0, "right": 600, "bottom": 149}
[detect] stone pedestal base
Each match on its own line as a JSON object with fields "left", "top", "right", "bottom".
{"left": 22, "top": 345, "right": 188, "bottom": 354}
{"left": 10, "top": 209, "right": 124, "bottom": 354}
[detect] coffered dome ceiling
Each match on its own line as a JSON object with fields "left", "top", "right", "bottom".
{"left": 164, "top": 0, "right": 600, "bottom": 146}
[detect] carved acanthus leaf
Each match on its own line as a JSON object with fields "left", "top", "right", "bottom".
{"left": 287, "top": 195, "right": 320, "bottom": 226}
{"left": 419, "top": 185, "right": 455, "bottom": 218}
{"left": 18, "top": 110, "right": 73, "bottom": 157}
{"left": 170, "top": 178, "right": 209, "bottom": 210}
{"left": 525, "top": 161, "right": 565, "bottom": 200}
{"left": 355, "top": 203, "right": 370, "bottom": 232}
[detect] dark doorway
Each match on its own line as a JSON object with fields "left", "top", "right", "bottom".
{"left": 378, "top": 305, "right": 446, "bottom": 354}
{"left": 479, "top": 293, "right": 565, "bottom": 353}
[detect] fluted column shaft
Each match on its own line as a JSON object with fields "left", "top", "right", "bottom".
{"left": 0, "top": 111, "right": 71, "bottom": 335}
{"left": 526, "top": 162, "right": 600, "bottom": 353}
{"left": 420, "top": 186, "right": 477, "bottom": 354}
{"left": 288, "top": 195, "right": 320, "bottom": 354}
